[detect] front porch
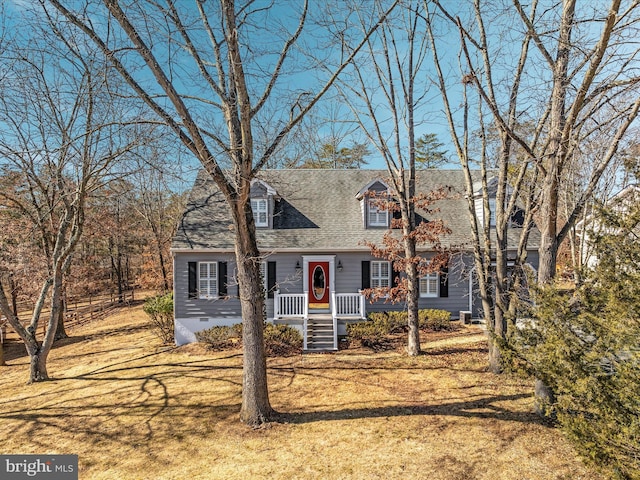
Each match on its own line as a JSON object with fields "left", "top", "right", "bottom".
{"left": 273, "top": 291, "right": 366, "bottom": 352}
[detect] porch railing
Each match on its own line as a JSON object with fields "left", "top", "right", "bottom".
{"left": 332, "top": 292, "right": 366, "bottom": 319}
{"left": 273, "top": 291, "right": 308, "bottom": 319}
{"left": 274, "top": 290, "right": 365, "bottom": 351}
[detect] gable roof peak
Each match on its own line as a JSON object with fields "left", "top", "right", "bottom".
{"left": 251, "top": 178, "right": 277, "bottom": 197}
{"left": 355, "top": 178, "right": 392, "bottom": 200}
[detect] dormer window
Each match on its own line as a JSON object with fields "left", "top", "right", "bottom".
{"left": 356, "top": 178, "right": 392, "bottom": 229}
{"left": 250, "top": 178, "right": 278, "bottom": 229}
{"left": 473, "top": 177, "right": 519, "bottom": 228}
{"left": 368, "top": 199, "right": 389, "bottom": 227}
{"left": 251, "top": 198, "right": 268, "bottom": 227}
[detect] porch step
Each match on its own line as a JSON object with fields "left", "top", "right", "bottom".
{"left": 304, "top": 315, "right": 337, "bottom": 352}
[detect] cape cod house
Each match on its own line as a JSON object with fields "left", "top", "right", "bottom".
{"left": 171, "top": 169, "right": 539, "bottom": 350}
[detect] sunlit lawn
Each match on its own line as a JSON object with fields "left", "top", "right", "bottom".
{"left": 0, "top": 304, "right": 599, "bottom": 479}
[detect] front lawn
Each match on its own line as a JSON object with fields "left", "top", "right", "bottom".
{"left": 0, "top": 304, "right": 600, "bottom": 479}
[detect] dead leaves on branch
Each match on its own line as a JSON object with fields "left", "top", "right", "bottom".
{"left": 361, "top": 185, "right": 453, "bottom": 304}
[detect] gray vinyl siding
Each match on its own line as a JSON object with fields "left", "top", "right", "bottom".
{"left": 345, "top": 251, "right": 472, "bottom": 317}
{"left": 174, "top": 252, "right": 241, "bottom": 319}
{"left": 173, "top": 249, "right": 532, "bottom": 323}
{"left": 267, "top": 252, "right": 304, "bottom": 296}
{"left": 174, "top": 252, "right": 306, "bottom": 321}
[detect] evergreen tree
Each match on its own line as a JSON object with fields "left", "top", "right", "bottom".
{"left": 299, "top": 142, "right": 370, "bottom": 169}
{"left": 518, "top": 182, "right": 640, "bottom": 479}
{"left": 414, "top": 133, "right": 447, "bottom": 169}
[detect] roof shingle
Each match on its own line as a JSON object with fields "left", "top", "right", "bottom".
{"left": 171, "top": 169, "right": 538, "bottom": 252}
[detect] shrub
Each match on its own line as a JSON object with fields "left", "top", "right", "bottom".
{"left": 385, "top": 311, "right": 409, "bottom": 333}
{"left": 263, "top": 323, "right": 302, "bottom": 356}
{"left": 196, "top": 322, "right": 302, "bottom": 356}
{"left": 195, "top": 324, "right": 242, "bottom": 350}
{"left": 346, "top": 321, "right": 390, "bottom": 350}
{"left": 143, "top": 293, "right": 174, "bottom": 344}
{"left": 348, "top": 309, "right": 453, "bottom": 350}
{"left": 366, "top": 311, "right": 407, "bottom": 334}
{"left": 419, "top": 309, "right": 452, "bottom": 331}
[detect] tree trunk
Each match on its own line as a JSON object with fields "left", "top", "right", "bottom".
{"left": 158, "top": 245, "right": 169, "bottom": 292}
{"left": 538, "top": 230, "right": 558, "bottom": 285}
{"left": 404, "top": 204, "right": 421, "bottom": 356}
{"left": 29, "top": 269, "right": 65, "bottom": 383}
{"left": 534, "top": 378, "right": 556, "bottom": 416}
{"left": 153, "top": 228, "right": 170, "bottom": 292}
{"left": 489, "top": 313, "right": 506, "bottom": 374}
{"left": 0, "top": 340, "right": 5, "bottom": 367}
{"left": 9, "top": 274, "right": 18, "bottom": 317}
{"left": 488, "top": 338, "right": 502, "bottom": 374}
{"left": 233, "top": 201, "right": 273, "bottom": 426}
{"left": 54, "top": 290, "right": 68, "bottom": 341}
{"left": 54, "top": 306, "right": 68, "bottom": 340}
{"left": 29, "top": 350, "right": 49, "bottom": 383}
{"left": 117, "top": 251, "right": 124, "bottom": 303}
{"left": 406, "top": 263, "right": 421, "bottom": 356}
{"left": 537, "top": 169, "right": 559, "bottom": 285}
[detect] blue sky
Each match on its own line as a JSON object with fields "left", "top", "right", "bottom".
{"left": 5, "top": 0, "right": 637, "bottom": 187}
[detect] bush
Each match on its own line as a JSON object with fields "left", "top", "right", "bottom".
{"left": 346, "top": 321, "right": 390, "bottom": 350}
{"left": 195, "top": 324, "right": 242, "bottom": 350}
{"left": 143, "top": 293, "right": 174, "bottom": 344}
{"left": 196, "top": 322, "right": 302, "bottom": 356}
{"left": 366, "top": 311, "right": 407, "bottom": 333}
{"left": 347, "top": 308, "right": 453, "bottom": 350}
{"left": 385, "top": 311, "right": 409, "bottom": 333}
{"left": 419, "top": 309, "right": 452, "bottom": 331}
{"left": 263, "top": 323, "right": 303, "bottom": 356}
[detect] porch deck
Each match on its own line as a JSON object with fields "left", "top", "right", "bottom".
{"left": 273, "top": 291, "right": 366, "bottom": 351}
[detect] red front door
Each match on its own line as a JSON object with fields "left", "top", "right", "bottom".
{"left": 308, "top": 261, "right": 330, "bottom": 308}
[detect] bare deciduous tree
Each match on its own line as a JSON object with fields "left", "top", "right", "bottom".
{"left": 335, "top": 0, "right": 451, "bottom": 355}
{"left": 0, "top": 10, "right": 147, "bottom": 382}
{"left": 49, "top": 0, "right": 398, "bottom": 425}
{"left": 426, "top": 0, "right": 640, "bottom": 377}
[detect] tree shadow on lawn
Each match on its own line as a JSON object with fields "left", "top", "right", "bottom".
{"left": 0, "top": 340, "right": 548, "bottom": 467}
{"left": 278, "top": 392, "right": 547, "bottom": 426}
{"left": 2, "top": 335, "right": 89, "bottom": 363}
{"left": 0, "top": 352, "right": 246, "bottom": 459}
{"left": 2, "top": 323, "right": 152, "bottom": 364}
{"left": 423, "top": 344, "right": 488, "bottom": 356}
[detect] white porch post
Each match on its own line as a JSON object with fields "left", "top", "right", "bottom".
{"left": 274, "top": 290, "right": 280, "bottom": 319}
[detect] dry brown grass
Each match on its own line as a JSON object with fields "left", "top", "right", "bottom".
{"left": 0, "top": 304, "right": 600, "bottom": 480}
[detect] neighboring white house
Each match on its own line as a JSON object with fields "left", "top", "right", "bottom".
{"left": 576, "top": 184, "right": 640, "bottom": 269}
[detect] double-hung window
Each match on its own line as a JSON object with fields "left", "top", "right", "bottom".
{"left": 371, "top": 261, "right": 390, "bottom": 288}
{"left": 419, "top": 272, "right": 439, "bottom": 297}
{"left": 199, "top": 262, "right": 218, "bottom": 299}
{"left": 251, "top": 198, "right": 268, "bottom": 227}
{"left": 368, "top": 199, "right": 388, "bottom": 227}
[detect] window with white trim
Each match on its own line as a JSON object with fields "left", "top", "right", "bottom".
{"left": 198, "top": 262, "right": 218, "bottom": 299}
{"left": 419, "top": 272, "right": 439, "bottom": 297}
{"left": 368, "top": 199, "right": 389, "bottom": 227}
{"left": 371, "top": 261, "right": 390, "bottom": 288}
{"left": 251, "top": 198, "right": 268, "bottom": 227}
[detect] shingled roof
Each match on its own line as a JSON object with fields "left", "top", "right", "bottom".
{"left": 171, "top": 169, "right": 537, "bottom": 252}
